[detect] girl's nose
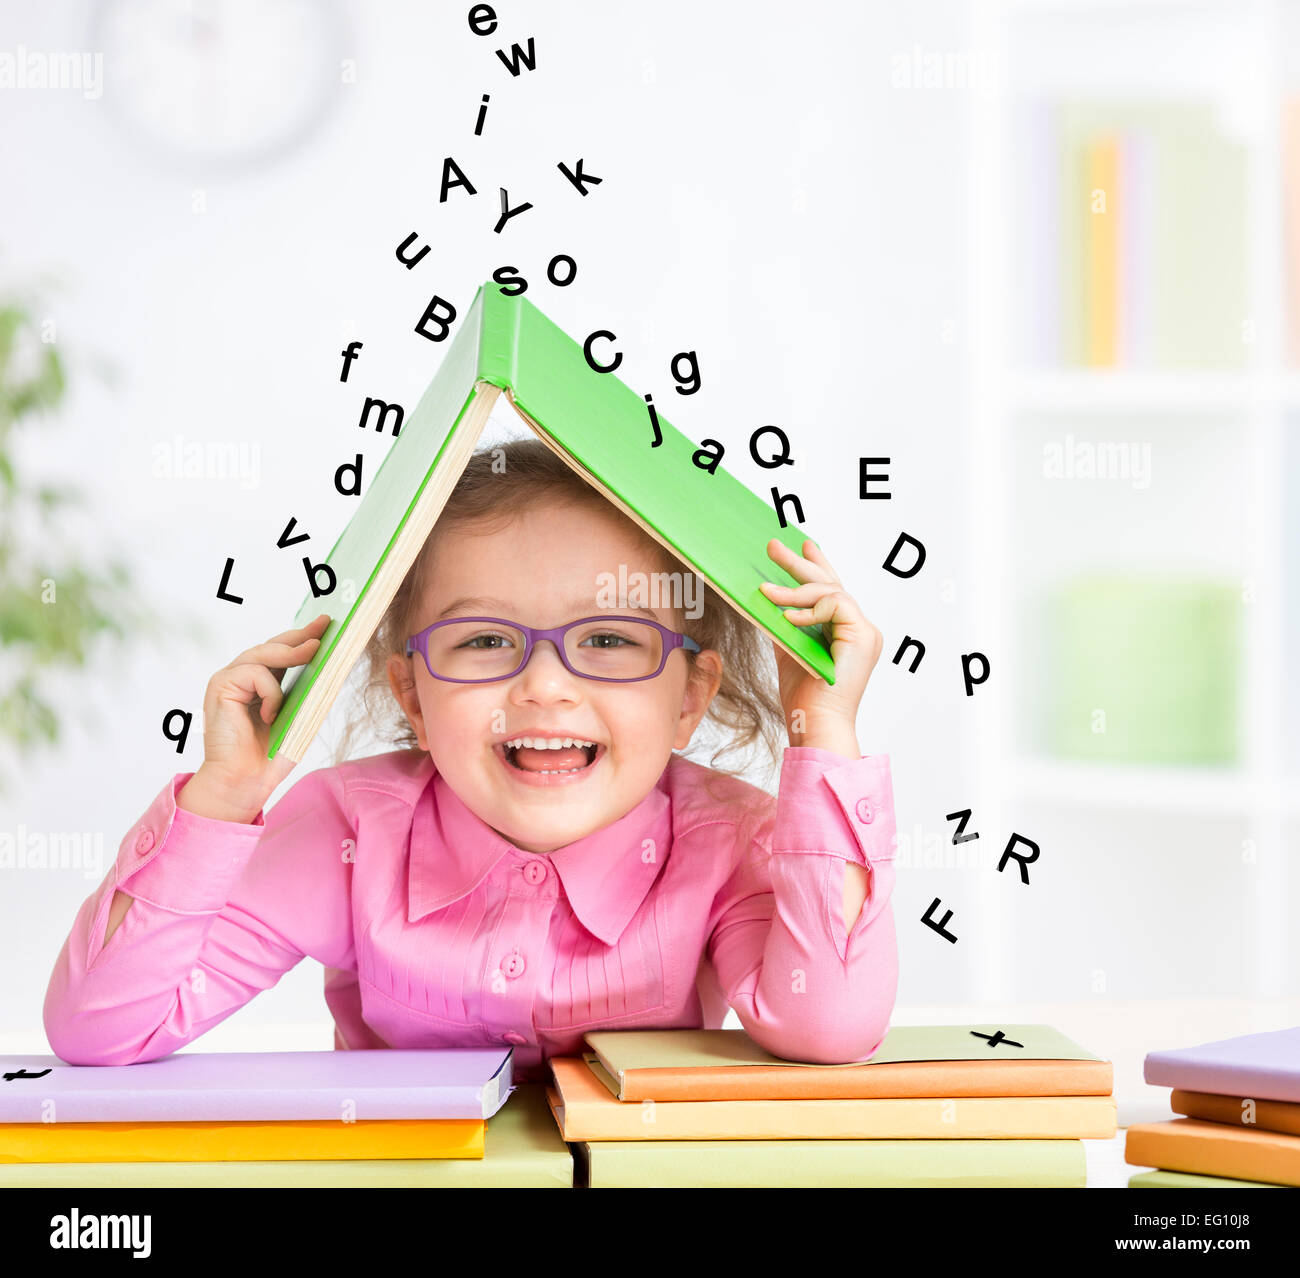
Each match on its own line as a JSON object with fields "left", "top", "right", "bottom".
{"left": 515, "top": 638, "right": 578, "bottom": 684}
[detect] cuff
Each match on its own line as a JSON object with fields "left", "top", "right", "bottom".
{"left": 114, "top": 772, "right": 267, "bottom": 913}
{"left": 770, "top": 747, "right": 897, "bottom": 868}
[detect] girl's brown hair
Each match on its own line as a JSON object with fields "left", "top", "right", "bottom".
{"left": 331, "top": 437, "right": 788, "bottom": 793}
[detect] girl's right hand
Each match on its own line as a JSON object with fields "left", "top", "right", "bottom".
{"left": 179, "top": 613, "right": 331, "bottom": 822}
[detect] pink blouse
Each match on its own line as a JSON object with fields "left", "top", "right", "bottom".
{"left": 43, "top": 746, "right": 899, "bottom": 1083}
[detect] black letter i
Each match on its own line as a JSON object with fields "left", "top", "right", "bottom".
{"left": 474, "top": 94, "right": 490, "bottom": 137}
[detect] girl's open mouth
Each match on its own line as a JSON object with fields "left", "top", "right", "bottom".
{"left": 494, "top": 741, "right": 604, "bottom": 787}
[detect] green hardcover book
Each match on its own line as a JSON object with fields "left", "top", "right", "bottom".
{"left": 267, "top": 281, "right": 834, "bottom": 762}
{"left": 578, "top": 1137, "right": 1086, "bottom": 1188}
{"left": 0, "top": 1083, "right": 572, "bottom": 1189}
{"left": 1128, "top": 1169, "right": 1279, "bottom": 1190}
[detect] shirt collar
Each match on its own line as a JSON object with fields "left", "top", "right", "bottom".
{"left": 409, "top": 762, "right": 673, "bottom": 946}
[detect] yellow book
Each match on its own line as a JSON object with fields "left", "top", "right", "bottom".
{"left": 0, "top": 1118, "right": 483, "bottom": 1163}
{"left": 1084, "top": 133, "right": 1120, "bottom": 365}
{"left": 547, "top": 1058, "right": 1116, "bottom": 1140}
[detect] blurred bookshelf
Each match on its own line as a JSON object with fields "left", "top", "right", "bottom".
{"left": 966, "top": 0, "right": 1296, "bottom": 1005}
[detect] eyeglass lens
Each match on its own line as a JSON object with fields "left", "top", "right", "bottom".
{"left": 425, "top": 619, "right": 666, "bottom": 680}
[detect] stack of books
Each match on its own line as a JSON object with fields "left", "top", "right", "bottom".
{"left": 1126, "top": 1027, "right": 1299, "bottom": 1189}
{"left": 0, "top": 1048, "right": 571, "bottom": 1188}
{"left": 545, "top": 1024, "right": 1116, "bottom": 1188}
{"left": 1015, "top": 97, "right": 1247, "bottom": 370}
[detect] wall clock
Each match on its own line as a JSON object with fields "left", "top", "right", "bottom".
{"left": 91, "top": 0, "right": 346, "bottom": 169}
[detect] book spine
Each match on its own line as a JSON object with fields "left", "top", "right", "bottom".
{"left": 1121, "top": 128, "right": 1153, "bottom": 368}
{"left": 476, "top": 281, "right": 523, "bottom": 390}
{"left": 0, "top": 1087, "right": 492, "bottom": 1123}
{"left": 1018, "top": 96, "right": 1058, "bottom": 369}
{"left": 1283, "top": 96, "right": 1300, "bottom": 366}
{"left": 613, "top": 1061, "right": 1115, "bottom": 1102}
{"left": 558, "top": 1096, "right": 1117, "bottom": 1140}
{"left": 1037, "top": 98, "right": 1062, "bottom": 368}
{"left": 1125, "top": 1124, "right": 1300, "bottom": 1188}
{"left": 587, "top": 1138, "right": 1087, "bottom": 1189}
{"left": 1084, "top": 133, "right": 1119, "bottom": 366}
{"left": 1144, "top": 1061, "right": 1300, "bottom": 1105}
{"left": 0, "top": 1119, "right": 485, "bottom": 1163}
{"left": 1060, "top": 104, "right": 1082, "bottom": 366}
{"left": 1171, "top": 1089, "right": 1300, "bottom": 1138}
{"left": 0, "top": 1158, "right": 571, "bottom": 1188}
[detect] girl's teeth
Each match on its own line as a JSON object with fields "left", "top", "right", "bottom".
{"left": 501, "top": 737, "right": 599, "bottom": 774}
{"left": 505, "top": 737, "right": 594, "bottom": 749}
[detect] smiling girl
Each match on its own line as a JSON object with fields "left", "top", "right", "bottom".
{"left": 44, "top": 438, "right": 899, "bottom": 1082}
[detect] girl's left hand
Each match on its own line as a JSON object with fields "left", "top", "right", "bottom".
{"left": 759, "top": 537, "right": 884, "bottom": 744}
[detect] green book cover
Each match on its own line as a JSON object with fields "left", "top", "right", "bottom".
{"left": 1128, "top": 1168, "right": 1279, "bottom": 1190}
{"left": 580, "top": 1136, "right": 1086, "bottom": 1188}
{"left": 586, "top": 1024, "right": 1105, "bottom": 1074}
{"left": 268, "top": 281, "right": 835, "bottom": 762}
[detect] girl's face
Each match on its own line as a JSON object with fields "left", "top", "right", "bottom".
{"left": 386, "top": 500, "right": 723, "bottom": 854}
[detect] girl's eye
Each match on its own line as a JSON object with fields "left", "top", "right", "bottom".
{"left": 580, "top": 631, "right": 638, "bottom": 649}
{"left": 460, "top": 633, "right": 514, "bottom": 650}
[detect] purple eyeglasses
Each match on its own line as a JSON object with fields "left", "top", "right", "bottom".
{"left": 406, "top": 615, "right": 702, "bottom": 684}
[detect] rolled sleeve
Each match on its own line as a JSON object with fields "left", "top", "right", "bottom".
{"left": 114, "top": 773, "right": 267, "bottom": 913}
{"left": 706, "top": 744, "right": 900, "bottom": 1064}
{"left": 769, "top": 747, "right": 897, "bottom": 868}
{"left": 45, "top": 766, "right": 354, "bottom": 1066}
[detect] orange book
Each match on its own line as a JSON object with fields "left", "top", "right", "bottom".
{"left": 549, "top": 1058, "right": 1116, "bottom": 1141}
{"left": 585, "top": 1053, "right": 1110, "bottom": 1103}
{"left": 1125, "top": 1118, "right": 1300, "bottom": 1187}
{"left": 1171, "top": 1089, "right": 1300, "bottom": 1138}
{"left": 1084, "top": 134, "right": 1120, "bottom": 366}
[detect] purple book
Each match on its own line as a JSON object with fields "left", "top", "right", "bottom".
{"left": 1119, "top": 128, "right": 1153, "bottom": 368}
{"left": 1014, "top": 95, "right": 1059, "bottom": 369}
{"left": 0, "top": 1049, "right": 513, "bottom": 1123}
{"left": 1144, "top": 1028, "right": 1300, "bottom": 1103}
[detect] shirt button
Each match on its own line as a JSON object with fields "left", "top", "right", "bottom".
{"left": 855, "top": 799, "right": 874, "bottom": 825}
{"left": 522, "top": 860, "right": 547, "bottom": 885}
{"left": 135, "top": 829, "right": 155, "bottom": 856}
{"left": 503, "top": 1032, "right": 527, "bottom": 1046}
{"left": 502, "top": 953, "right": 525, "bottom": 979}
